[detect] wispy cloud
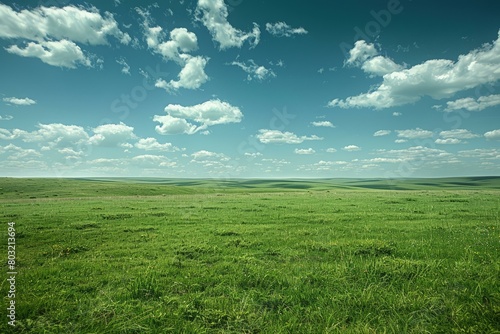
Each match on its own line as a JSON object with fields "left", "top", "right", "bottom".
{"left": 374, "top": 130, "right": 391, "bottom": 137}
{"left": 265, "top": 22, "right": 308, "bottom": 37}
{"left": 195, "top": 0, "right": 260, "bottom": 49}
{"left": 229, "top": 59, "right": 276, "bottom": 81}
{"left": 3, "top": 97, "right": 36, "bottom": 106}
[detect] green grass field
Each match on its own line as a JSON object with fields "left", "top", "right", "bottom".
{"left": 1, "top": 177, "right": 499, "bottom": 333}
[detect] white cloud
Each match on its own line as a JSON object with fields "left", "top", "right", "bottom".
{"left": 132, "top": 154, "right": 177, "bottom": 167}
{"left": 147, "top": 26, "right": 199, "bottom": 63}
{"left": 0, "top": 4, "right": 131, "bottom": 45}
{"left": 344, "top": 40, "right": 403, "bottom": 77}
{"left": 0, "top": 115, "right": 13, "bottom": 121}
{"left": 295, "top": 148, "right": 315, "bottom": 155}
{"left": 484, "top": 129, "right": 500, "bottom": 140}
{"left": 361, "top": 55, "right": 403, "bottom": 77}
{"left": 154, "top": 115, "right": 198, "bottom": 135}
{"left": 135, "top": 138, "right": 179, "bottom": 152}
{"left": 265, "top": 22, "right": 308, "bottom": 37}
{"left": 155, "top": 99, "right": 242, "bottom": 135}
{"left": 191, "top": 150, "right": 229, "bottom": 161}
{"left": 439, "top": 129, "right": 479, "bottom": 139}
{"left": 458, "top": 148, "right": 500, "bottom": 159}
{"left": 0, "top": 144, "right": 41, "bottom": 160}
{"left": 58, "top": 147, "right": 85, "bottom": 157}
{"left": 312, "top": 160, "right": 349, "bottom": 170}
{"left": 89, "top": 122, "right": 137, "bottom": 147}
{"left": 342, "top": 145, "right": 361, "bottom": 151}
{"left": 138, "top": 13, "right": 209, "bottom": 91}
{"left": 444, "top": 94, "right": 500, "bottom": 112}
{"left": 393, "top": 112, "right": 402, "bottom": 116}
{"left": 0, "top": 128, "right": 14, "bottom": 140}
{"left": 0, "top": 4, "right": 130, "bottom": 68}
{"left": 14, "top": 123, "right": 89, "bottom": 149}
{"left": 396, "top": 128, "right": 433, "bottom": 139}
{"left": 244, "top": 152, "right": 263, "bottom": 157}
{"left": 374, "top": 130, "right": 391, "bottom": 136}
{"left": 395, "top": 139, "right": 407, "bottom": 144}
{"left": 6, "top": 40, "right": 92, "bottom": 68}
{"left": 330, "top": 30, "right": 500, "bottom": 109}
{"left": 435, "top": 138, "right": 461, "bottom": 145}
{"left": 311, "top": 121, "right": 335, "bottom": 128}
{"left": 195, "top": 0, "right": 260, "bottom": 49}
{"left": 116, "top": 57, "right": 130, "bottom": 75}
{"left": 345, "top": 40, "right": 378, "bottom": 66}
{"left": 155, "top": 56, "right": 209, "bottom": 91}
{"left": 230, "top": 59, "right": 276, "bottom": 81}
{"left": 256, "top": 129, "right": 322, "bottom": 144}
{"left": 364, "top": 157, "right": 405, "bottom": 163}
{"left": 326, "top": 148, "right": 337, "bottom": 153}
{"left": 3, "top": 97, "right": 36, "bottom": 106}
{"left": 374, "top": 146, "right": 454, "bottom": 167}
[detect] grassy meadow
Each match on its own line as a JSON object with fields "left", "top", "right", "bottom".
{"left": 1, "top": 177, "right": 499, "bottom": 333}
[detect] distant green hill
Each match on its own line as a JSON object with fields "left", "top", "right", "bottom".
{"left": 1, "top": 176, "right": 499, "bottom": 200}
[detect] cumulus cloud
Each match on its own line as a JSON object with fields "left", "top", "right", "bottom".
{"left": 435, "top": 138, "right": 462, "bottom": 145}
{"left": 256, "top": 129, "right": 322, "bottom": 144}
{"left": 131, "top": 154, "right": 176, "bottom": 167}
{"left": 154, "top": 99, "right": 243, "bottom": 135}
{"left": 0, "top": 4, "right": 130, "bottom": 67}
{"left": 191, "top": 150, "right": 229, "bottom": 161}
{"left": 135, "top": 138, "right": 179, "bottom": 152}
{"left": 326, "top": 148, "right": 337, "bottom": 153}
{"left": 374, "top": 146, "right": 454, "bottom": 166}
{"left": 344, "top": 40, "right": 403, "bottom": 77}
{"left": 439, "top": 129, "right": 479, "bottom": 139}
{"left": 14, "top": 123, "right": 89, "bottom": 149}
{"left": 142, "top": 24, "right": 198, "bottom": 63}
{"left": 484, "top": 129, "right": 500, "bottom": 140}
{"left": 330, "top": 31, "right": 500, "bottom": 109}
{"left": 0, "top": 144, "right": 41, "bottom": 160}
{"left": 265, "top": 22, "right": 308, "bottom": 37}
{"left": 6, "top": 39, "right": 92, "bottom": 68}
{"left": 374, "top": 130, "right": 391, "bottom": 136}
{"left": 0, "top": 128, "right": 14, "bottom": 140}
{"left": 311, "top": 121, "right": 335, "bottom": 128}
{"left": 342, "top": 145, "right": 361, "bottom": 151}
{"left": 138, "top": 12, "right": 209, "bottom": 91}
{"left": 0, "top": 4, "right": 130, "bottom": 45}
{"left": 89, "top": 122, "right": 137, "bottom": 147}
{"left": 244, "top": 152, "right": 263, "bottom": 157}
{"left": 195, "top": 0, "right": 260, "bottom": 49}
{"left": 396, "top": 128, "right": 433, "bottom": 139}
{"left": 295, "top": 148, "right": 315, "bottom": 155}
{"left": 444, "top": 94, "right": 500, "bottom": 112}
{"left": 229, "top": 59, "right": 276, "bottom": 81}
{"left": 155, "top": 56, "right": 209, "bottom": 91}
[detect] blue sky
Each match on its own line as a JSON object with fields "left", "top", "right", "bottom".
{"left": 0, "top": 0, "right": 499, "bottom": 178}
